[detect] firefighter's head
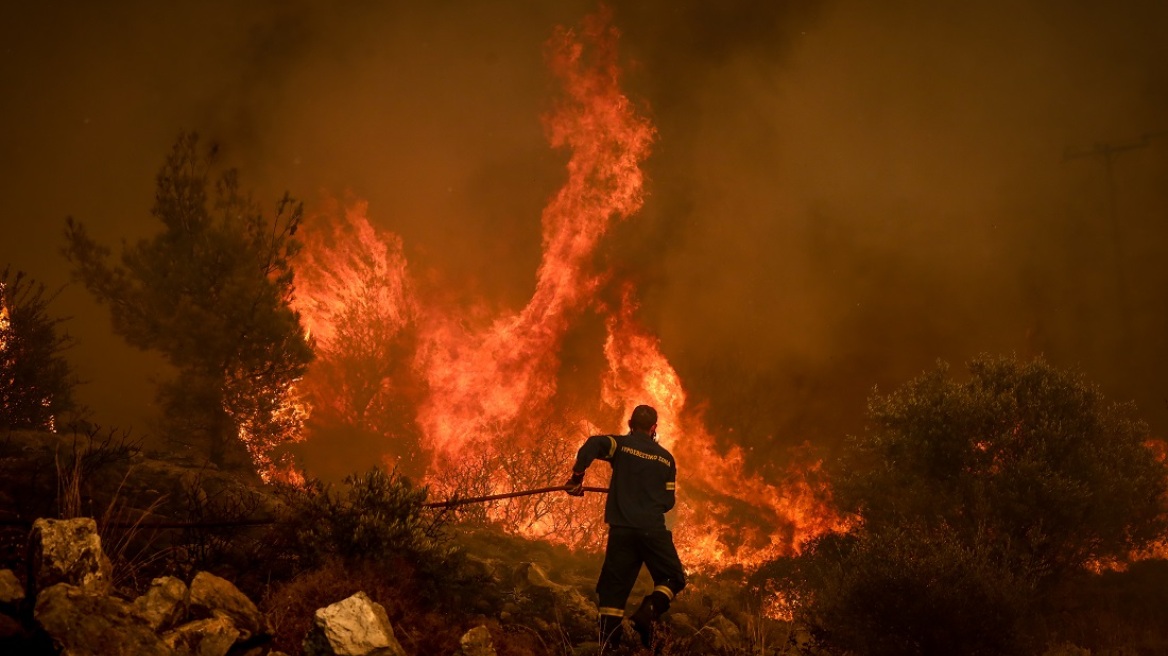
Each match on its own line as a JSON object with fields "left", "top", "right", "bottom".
{"left": 629, "top": 404, "right": 658, "bottom": 437}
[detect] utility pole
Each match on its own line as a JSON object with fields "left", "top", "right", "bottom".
{"left": 1062, "top": 131, "right": 1165, "bottom": 339}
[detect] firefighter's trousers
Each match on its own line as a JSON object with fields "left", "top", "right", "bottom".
{"left": 596, "top": 525, "right": 686, "bottom": 619}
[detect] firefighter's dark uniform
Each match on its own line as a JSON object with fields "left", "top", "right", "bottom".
{"left": 571, "top": 429, "right": 686, "bottom": 647}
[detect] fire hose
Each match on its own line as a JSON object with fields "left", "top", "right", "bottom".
{"left": 423, "top": 485, "right": 608, "bottom": 509}
{"left": 0, "top": 487, "right": 608, "bottom": 529}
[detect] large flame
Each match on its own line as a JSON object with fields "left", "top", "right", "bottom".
{"left": 295, "top": 200, "right": 416, "bottom": 431}
{"left": 601, "top": 285, "right": 850, "bottom": 567}
{"left": 291, "top": 8, "right": 846, "bottom": 571}
{"left": 412, "top": 8, "right": 653, "bottom": 464}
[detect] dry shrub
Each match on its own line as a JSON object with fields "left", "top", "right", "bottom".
{"left": 270, "top": 466, "right": 455, "bottom": 580}
{"left": 169, "top": 471, "right": 267, "bottom": 581}
{"left": 427, "top": 424, "right": 609, "bottom": 551}
{"left": 261, "top": 558, "right": 464, "bottom": 655}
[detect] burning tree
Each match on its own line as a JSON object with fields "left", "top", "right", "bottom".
{"left": 775, "top": 354, "right": 1168, "bottom": 654}
{"left": 0, "top": 267, "right": 78, "bottom": 431}
{"left": 293, "top": 201, "right": 425, "bottom": 475}
{"left": 63, "top": 133, "right": 313, "bottom": 472}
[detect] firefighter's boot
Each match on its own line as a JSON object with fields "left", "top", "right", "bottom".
{"left": 630, "top": 590, "right": 671, "bottom": 648}
{"left": 599, "top": 613, "right": 623, "bottom": 651}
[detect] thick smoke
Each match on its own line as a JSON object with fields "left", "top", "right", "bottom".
{"left": 1, "top": 0, "right": 1165, "bottom": 471}
{"left": 618, "top": 0, "right": 1168, "bottom": 463}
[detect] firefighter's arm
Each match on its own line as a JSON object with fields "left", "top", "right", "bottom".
{"left": 565, "top": 435, "right": 618, "bottom": 496}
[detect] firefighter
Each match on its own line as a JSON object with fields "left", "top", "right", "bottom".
{"left": 565, "top": 404, "right": 686, "bottom": 650}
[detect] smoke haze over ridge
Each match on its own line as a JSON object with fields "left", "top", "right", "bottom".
{"left": 1, "top": 0, "right": 1166, "bottom": 472}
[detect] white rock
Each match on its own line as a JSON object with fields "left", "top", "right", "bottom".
{"left": 302, "top": 591, "right": 405, "bottom": 656}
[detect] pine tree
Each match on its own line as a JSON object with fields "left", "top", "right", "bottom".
{"left": 63, "top": 133, "right": 314, "bottom": 471}
{"left": 0, "top": 267, "right": 78, "bottom": 431}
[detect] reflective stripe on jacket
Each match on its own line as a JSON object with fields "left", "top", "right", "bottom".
{"left": 573, "top": 430, "right": 676, "bottom": 529}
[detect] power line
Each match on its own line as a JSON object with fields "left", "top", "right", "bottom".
{"left": 1062, "top": 130, "right": 1164, "bottom": 338}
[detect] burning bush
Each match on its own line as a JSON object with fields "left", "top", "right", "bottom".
{"left": 769, "top": 354, "right": 1168, "bottom": 654}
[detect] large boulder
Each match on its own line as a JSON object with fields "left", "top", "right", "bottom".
{"left": 133, "top": 576, "right": 190, "bottom": 632}
{"left": 163, "top": 615, "right": 240, "bottom": 656}
{"left": 302, "top": 591, "right": 406, "bottom": 656}
{"left": 458, "top": 625, "right": 497, "bottom": 656}
{"left": 27, "top": 517, "right": 113, "bottom": 596}
{"left": 33, "top": 582, "right": 172, "bottom": 656}
{"left": 189, "top": 571, "right": 263, "bottom": 640}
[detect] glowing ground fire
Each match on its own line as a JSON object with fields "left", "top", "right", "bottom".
{"left": 291, "top": 9, "right": 848, "bottom": 571}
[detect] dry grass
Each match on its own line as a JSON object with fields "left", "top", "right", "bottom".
{"left": 53, "top": 441, "right": 172, "bottom": 595}
{"left": 97, "top": 468, "right": 170, "bottom": 594}
{"left": 54, "top": 446, "right": 83, "bottom": 519}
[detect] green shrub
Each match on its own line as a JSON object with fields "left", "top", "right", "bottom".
{"left": 764, "top": 355, "right": 1168, "bottom": 654}
{"left": 263, "top": 473, "right": 531, "bottom": 655}
{"left": 838, "top": 354, "right": 1167, "bottom": 579}
{"left": 274, "top": 466, "right": 456, "bottom": 577}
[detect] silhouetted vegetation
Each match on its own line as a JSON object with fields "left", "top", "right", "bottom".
{"left": 759, "top": 354, "right": 1168, "bottom": 655}
{"left": 0, "top": 266, "right": 79, "bottom": 431}
{"left": 62, "top": 133, "right": 314, "bottom": 470}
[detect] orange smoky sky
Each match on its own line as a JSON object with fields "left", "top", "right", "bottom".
{"left": 1, "top": 0, "right": 1166, "bottom": 467}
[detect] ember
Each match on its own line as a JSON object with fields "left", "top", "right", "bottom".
{"left": 291, "top": 8, "right": 847, "bottom": 571}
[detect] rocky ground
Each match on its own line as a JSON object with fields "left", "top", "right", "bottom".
{"left": 1, "top": 515, "right": 455, "bottom": 654}
{"left": 0, "top": 428, "right": 800, "bottom": 655}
